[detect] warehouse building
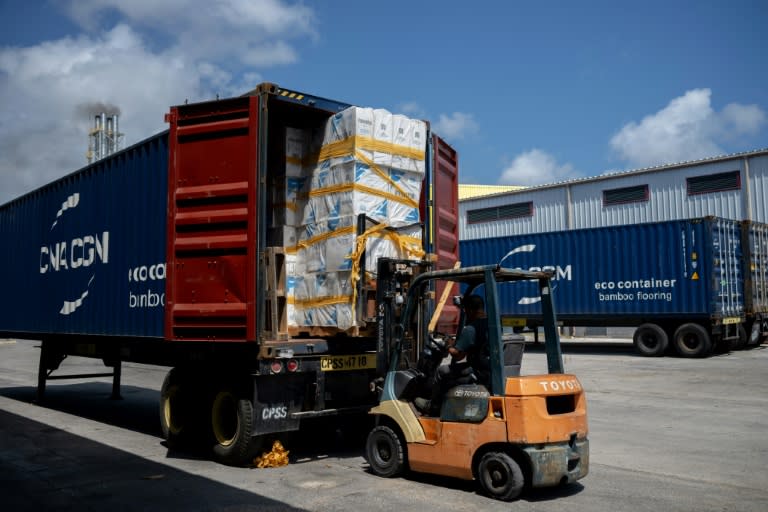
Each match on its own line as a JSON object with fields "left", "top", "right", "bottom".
{"left": 460, "top": 148, "right": 768, "bottom": 241}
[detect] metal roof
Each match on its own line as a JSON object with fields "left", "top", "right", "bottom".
{"left": 459, "top": 148, "right": 768, "bottom": 203}
{"left": 458, "top": 184, "right": 525, "bottom": 200}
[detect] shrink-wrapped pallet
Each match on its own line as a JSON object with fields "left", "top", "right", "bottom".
{"left": 286, "top": 107, "right": 427, "bottom": 330}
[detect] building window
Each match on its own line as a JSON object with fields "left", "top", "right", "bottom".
{"left": 603, "top": 184, "right": 649, "bottom": 206}
{"left": 467, "top": 202, "right": 533, "bottom": 224}
{"left": 686, "top": 170, "right": 741, "bottom": 195}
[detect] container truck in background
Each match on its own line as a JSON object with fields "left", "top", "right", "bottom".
{"left": 0, "top": 83, "right": 463, "bottom": 465}
{"left": 741, "top": 221, "right": 768, "bottom": 347}
{"left": 460, "top": 217, "right": 767, "bottom": 357}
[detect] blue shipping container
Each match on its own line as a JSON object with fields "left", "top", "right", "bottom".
{"left": 0, "top": 132, "right": 168, "bottom": 339}
{"left": 743, "top": 221, "right": 768, "bottom": 315}
{"left": 459, "top": 218, "right": 745, "bottom": 323}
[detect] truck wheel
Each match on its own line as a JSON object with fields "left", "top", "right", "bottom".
{"left": 160, "top": 369, "right": 196, "bottom": 450}
{"left": 366, "top": 425, "right": 406, "bottom": 478}
{"left": 211, "top": 389, "right": 260, "bottom": 466}
{"left": 744, "top": 320, "right": 760, "bottom": 348}
{"left": 673, "top": 323, "right": 712, "bottom": 358}
{"left": 632, "top": 324, "right": 668, "bottom": 356}
{"left": 477, "top": 451, "right": 525, "bottom": 501}
{"left": 733, "top": 324, "right": 749, "bottom": 350}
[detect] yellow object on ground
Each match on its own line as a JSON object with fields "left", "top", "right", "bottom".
{"left": 253, "top": 440, "right": 290, "bottom": 468}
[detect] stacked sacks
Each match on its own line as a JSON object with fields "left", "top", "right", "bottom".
{"left": 290, "top": 107, "right": 427, "bottom": 330}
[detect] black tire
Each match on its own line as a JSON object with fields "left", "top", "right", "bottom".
{"left": 633, "top": 323, "right": 668, "bottom": 357}
{"left": 210, "top": 389, "right": 262, "bottom": 466}
{"left": 366, "top": 425, "right": 406, "bottom": 478}
{"left": 673, "top": 323, "right": 713, "bottom": 358}
{"left": 744, "top": 320, "right": 761, "bottom": 348}
{"left": 160, "top": 369, "right": 197, "bottom": 450}
{"left": 477, "top": 451, "right": 525, "bottom": 501}
{"left": 733, "top": 324, "right": 749, "bottom": 350}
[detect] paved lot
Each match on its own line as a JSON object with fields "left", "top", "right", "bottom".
{"left": 1, "top": 338, "right": 767, "bottom": 511}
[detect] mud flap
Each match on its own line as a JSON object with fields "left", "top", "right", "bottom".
{"left": 251, "top": 374, "right": 304, "bottom": 435}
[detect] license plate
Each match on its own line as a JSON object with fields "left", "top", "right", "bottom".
{"left": 320, "top": 354, "right": 376, "bottom": 372}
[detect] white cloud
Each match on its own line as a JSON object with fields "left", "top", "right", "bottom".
{"left": 396, "top": 102, "right": 426, "bottom": 119}
{"left": 433, "top": 112, "right": 479, "bottom": 141}
{"left": 0, "top": 1, "right": 316, "bottom": 203}
{"left": 610, "top": 88, "right": 766, "bottom": 168}
{"left": 62, "top": 0, "right": 314, "bottom": 66}
{"left": 720, "top": 102, "right": 766, "bottom": 135}
{"left": 499, "top": 149, "right": 576, "bottom": 186}
{"left": 241, "top": 40, "right": 298, "bottom": 67}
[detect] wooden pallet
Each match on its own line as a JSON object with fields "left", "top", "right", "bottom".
{"left": 264, "top": 247, "right": 288, "bottom": 340}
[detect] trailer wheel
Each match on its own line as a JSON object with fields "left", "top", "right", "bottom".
{"left": 211, "top": 389, "right": 260, "bottom": 466}
{"left": 732, "top": 324, "right": 749, "bottom": 350}
{"left": 744, "top": 320, "right": 761, "bottom": 347}
{"left": 477, "top": 451, "right": 525, "bottom": 501}
{"left": 673, "top": 323, "right": 713, "bottom": 358}
{"left": 366, "top": 425, "right": 406, "bottom": 478}
{"left": 160, "top": 369, "right": 197, "bottom": 449}
{"left": 632, "top": 324, "right": 668, "bottom": 357}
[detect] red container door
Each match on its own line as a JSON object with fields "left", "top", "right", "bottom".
{"left": 165, "top": 97, "right": 259, "bottom": 342}
{"left": 430, "top": 134, "right": 460, "bottom": 332}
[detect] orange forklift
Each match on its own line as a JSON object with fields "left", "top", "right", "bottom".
{"left": 365, "top": 261, "right": 589, "bottom": 501}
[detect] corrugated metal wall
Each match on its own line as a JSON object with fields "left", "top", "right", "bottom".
{"left": 747, "top": 154, "right": 768, "bottom": 222}
{"left": 461, "top": 150, "right": 767, "bottom": 240}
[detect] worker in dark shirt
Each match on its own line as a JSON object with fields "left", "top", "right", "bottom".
{"left": 415, "top": 294, "right": 490, "bottom": 414}
{"left": 449, "top": 294, "right": 490, "bottom": 384}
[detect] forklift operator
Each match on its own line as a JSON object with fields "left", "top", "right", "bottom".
{"left": 416, "top": 294, "right": 490, "bottom": 414}
{"left": 448, "top": 294, "right": 490, "bottom": 382}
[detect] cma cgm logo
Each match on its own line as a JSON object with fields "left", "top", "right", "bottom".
{"left": 501, "top": 244, "right": 571, "bottom": 305}
{"left": 39, "top": 193, "right": 109, "bottom": 315}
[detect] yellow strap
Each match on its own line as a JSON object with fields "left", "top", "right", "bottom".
{"left": 317, "top": 135, "right": 424, "bottom": 163}
{"left": 288, "top": 295, "right": 352, "bottom": 307}
{"left": 353, "top": 150, "right": 414, "bottom": 207}
{"left": 314, "top": 135, "right": 422, "bottom": 208}
{"left": 285, "top": 155, "right": 303, "bottom": 166}
{"left": 347, "top": 223, "right": 426, "bottom": 324}
{"left": 273, "top": 200, "right": 299, "bottom": 211}
{"left": 295, "top": 225, "right": 355, "bottom": 250}
{"left": 308, "top": 182, "right": 418, "bottom": 209}
{"left": 286, "top": 224, "right": 425, "bottom": 325}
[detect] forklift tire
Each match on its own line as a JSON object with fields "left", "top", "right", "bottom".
{"left": 672, "top": 323, "right": 712, "bottom": 358}
{"left": 366, "top": 425, "right": 406, "bottom": 478}
{"left": 477, "top": 452, "right": 525, "bottom": 501}
{"left": 211, "top": 388, "right": 261, "bottom": 466}
{"left": 632, "top": 323, "right": 668, "bottom": 357}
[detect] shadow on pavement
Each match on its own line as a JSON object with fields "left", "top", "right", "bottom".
{"left": 0, "top": 383, "right": 370, "bottom": 463}
{"left": 0, "top": 383, "right": 162, "bottom": 438}
{"left": 0, "top": 408, "right": 307, "bottom": 512}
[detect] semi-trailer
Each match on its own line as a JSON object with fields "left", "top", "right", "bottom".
{"left": 459, "top": 217, "right": 767, "bottom": 357}
{"left": 0, "top": 83, "right": 463, "bottom": 464}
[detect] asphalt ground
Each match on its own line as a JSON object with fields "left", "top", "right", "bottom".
{"left": 1, "top": 337, "right": 767, "bottom": 511}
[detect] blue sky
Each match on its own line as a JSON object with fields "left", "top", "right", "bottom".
{"left": 1, "top": 0, "right": 766, "bottom": 203}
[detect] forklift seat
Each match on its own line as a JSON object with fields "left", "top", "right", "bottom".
{"left": 503, "top": 334, "right": 525, "bottom": 378}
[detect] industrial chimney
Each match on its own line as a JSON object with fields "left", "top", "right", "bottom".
{"left": 87, "top": 113, "right": 124, "bottom": 164}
